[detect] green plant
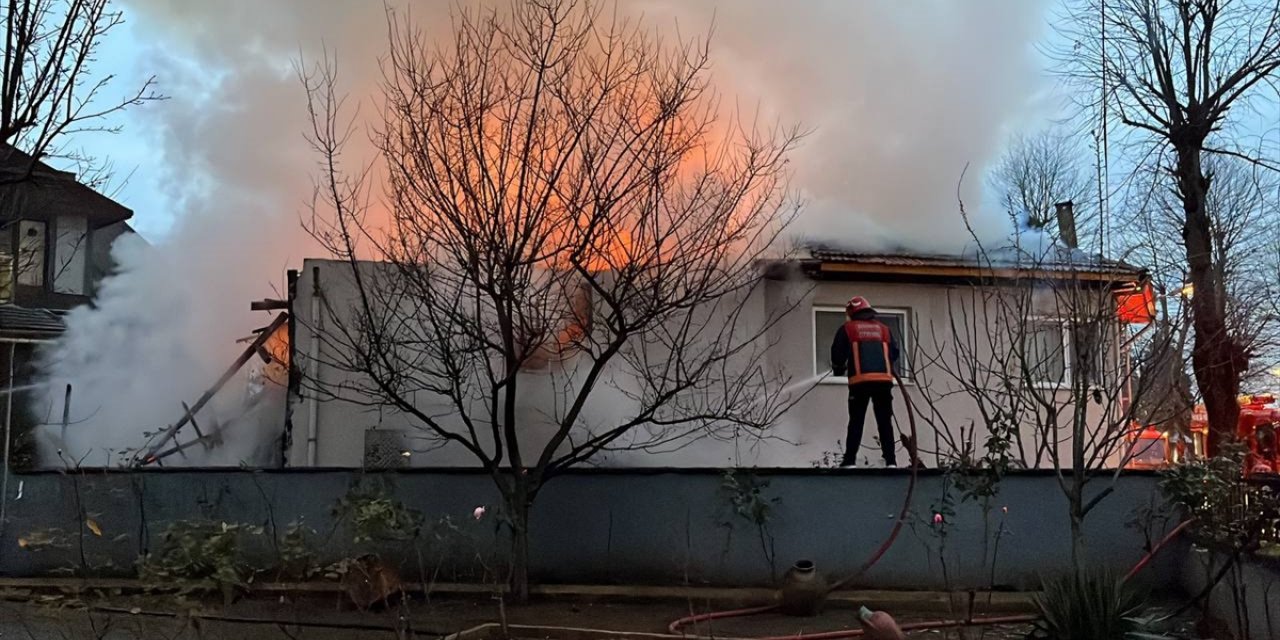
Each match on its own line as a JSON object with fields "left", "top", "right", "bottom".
{"left": 277, "top": 520, "right": 318, "bottom": 580}
{"left": 1160, "top": 443, "right": 1280, "bottom": 551}
{"left": 809, "top": 441, "right": 845, "bottom": 468}
{"left": 332, "top": 481, "right": 423, "bottom": 545}
{"left": 1029, "top": 569, "right": 1169, "bottom": 640}
{"left": 137, "top": 520, "right": 262, "bottom": 595}
{"left": 949, "top": 415, "right": 1016, "bottom": 503}
{"left": 720, "top": 469, "right": 779, "bottom": 525}
{"left": 718, "top": 469, "right": 781, "bottom": 580}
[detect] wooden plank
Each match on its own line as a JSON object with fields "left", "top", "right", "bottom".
{"left": 137, "top": 313, "right": 289, "bottom": 465}
{"left": 250, "top": 299, "right": 289, "bottom": 311}
{"left": 182, "top": 402, "right": 206, "bottom": 442}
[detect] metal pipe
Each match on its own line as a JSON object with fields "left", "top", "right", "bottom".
{"left": 306, "top": 265, "right": 321, "bottom": 466}
{"left": 282, "top": 268, "right": 299, "bottom": 468}
{"left": 59, "top": 384, "right": 71, "bottom": 449}
{"left": 1, "top": 342, "right": 15, "bottom": 529}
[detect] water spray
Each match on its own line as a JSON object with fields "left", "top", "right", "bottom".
{"left": 0, "top": 382, "right": 54, "bottom": 396}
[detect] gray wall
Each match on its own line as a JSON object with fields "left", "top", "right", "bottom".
{"left": 0, "top": 469, "right": 1180, "bottom": 591}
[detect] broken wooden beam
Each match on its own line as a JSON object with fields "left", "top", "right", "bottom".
{"left": 181, "top": 401, "right": 208, "bottom": 446}
{"left": 146, "top": 428, "right": 224, "bottom": 463}
{"left": 136, "top": 312, "right": 290, "bottom": 465}
{"left": 250, "top": 299, "right": 289, "bottom": 311}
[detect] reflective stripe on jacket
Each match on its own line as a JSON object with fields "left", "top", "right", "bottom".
{"left": 831, "top": 319, "right": 897, "bottom": 384}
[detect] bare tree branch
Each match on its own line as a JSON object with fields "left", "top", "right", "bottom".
{"left": 299, "top": 0, "right": 805, "bottom": 600}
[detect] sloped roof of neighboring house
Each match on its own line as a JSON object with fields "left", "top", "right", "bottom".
{"left": 0, "top": 143, "right": 133, "bottom": 229}
{"left": 792, "top": 241, "right": 1146, "bottom": 284}
{"left": 0, "top": 305, "right": 65, "bottom": 337}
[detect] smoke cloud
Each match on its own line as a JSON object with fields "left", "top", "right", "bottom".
{"left": 35, "top": 0, "right": 1051, "bottom": 465}
{"left": 630, "top": 1, "right": 1052, "bottom": 253}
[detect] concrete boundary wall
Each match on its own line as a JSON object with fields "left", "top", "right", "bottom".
{"left": 0, "top": 469, "right": 1179, "bottom": 590}
{"left": 1181, "top": 547, "right": 1280, "bottom": 640}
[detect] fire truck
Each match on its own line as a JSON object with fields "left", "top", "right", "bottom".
{"left": 1127, "top": 394, "right": 1280, "bottom": 476}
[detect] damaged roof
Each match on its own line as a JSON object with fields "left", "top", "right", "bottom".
{"left": 0, "top": 144, "right": 133, "bottom": 229}
{"left": 793, "top": 242, "right": 1145, "bottom": 283}
{"left": 0, "top": 305, "right": 65, "bottom": 337}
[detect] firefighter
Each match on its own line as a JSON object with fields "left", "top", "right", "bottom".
{"left": 830, "top": 296, "right": 900, "bottom": 468}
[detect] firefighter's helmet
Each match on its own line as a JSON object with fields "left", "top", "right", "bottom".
{"left": 846, "top": 296, "right": 873, "bottom": 316}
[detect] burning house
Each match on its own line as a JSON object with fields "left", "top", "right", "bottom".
{"left": 272, "top": 204, "right": 1151, "bottom": 470}
{"left": 31, "top": 195, "right": 1155, "bottom": 472}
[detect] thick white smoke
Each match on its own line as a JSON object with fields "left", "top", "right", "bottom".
{"left": 35, "top": 1, "right": 1052, "bottom": 466}
{"left": 629, "top": 1, "right": 1052, "bottom": 253}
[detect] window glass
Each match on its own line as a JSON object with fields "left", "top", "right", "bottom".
{"left": 53, "top": 214, "right": 87, "bottom": 294}
{"left": 1073, "top": 320, "right": 1110, "bottom": 387}
{"left": 0, "top": 248, "right": 13, "bottom": 302}
{"left": 1025, "top": 320, "right": 1067, "bottom": 384}
{"left": 814, "top": 308, "right": 911, "bottom": 379}
{"left": 16, "top": 220, "right": 45, "bottom": 287}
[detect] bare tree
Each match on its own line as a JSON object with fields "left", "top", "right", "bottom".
{"left": 0, "top": 0, "right": 160, "bottom": 178}
{"left": 1118, "top": 154, "right": 1280, "bottom": 440}
{"left": 300, "top": 0, "right": 803, "bottom": 600}
{"left": 914, "top": 220, "right": 1179, "bottom": 563}
{"left": 989, "top": 129, "right": 1094, "bottom": 241}
{"left": 1054, "top": 0, "right": 1280, "bottom": 455}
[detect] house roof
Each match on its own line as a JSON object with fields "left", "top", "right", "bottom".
{"left": 795, "top": 242, "right": 1146, "bottom": 284}
{"left": 0, "top": 305, "right": 65, "bottom": 337}
{"left": 0, "top": 144, "right": 133, "bottom": 229}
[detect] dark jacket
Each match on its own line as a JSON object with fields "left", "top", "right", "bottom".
{"left": 831, "top": 310, "right": 899, "bottom": 384}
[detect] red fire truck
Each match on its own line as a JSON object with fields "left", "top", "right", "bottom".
{"left": 1128, "top": 395, "right": 1280, "bottom": 475}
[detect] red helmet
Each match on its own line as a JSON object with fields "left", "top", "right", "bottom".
{"left": 846, "top": 296, "right": 873, "bottom": 315}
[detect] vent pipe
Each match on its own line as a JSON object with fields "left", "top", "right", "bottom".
{"left": 1055, "top": 200, "right": 1078, "bottom": 249}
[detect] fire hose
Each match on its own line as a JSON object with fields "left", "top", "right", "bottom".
{"left": 667, "top": 374, "right": 1192, "bottom": 638}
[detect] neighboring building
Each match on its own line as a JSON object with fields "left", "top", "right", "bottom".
{"left": 0, "top": 144, "right": 137, "bottom": 468}
{"left": 283, "top": 231, "right": 1149, "bottom": 470}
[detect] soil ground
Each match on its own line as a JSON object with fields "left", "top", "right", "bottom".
{"left": 0, "top": 590, "right": 1213, "bottom": 639}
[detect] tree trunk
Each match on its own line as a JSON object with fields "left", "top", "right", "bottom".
{"left": 1176, "top": 145, "right": 1244, "bottom": 457}
{"left": 1069, "top": 513, "right": 1084, "bottom": 569}
{"left": 1069, "top": 480, "right": 1085, "bottom": 568}
{"left": 508, "top": 489, "right": 531, "bottom": 603}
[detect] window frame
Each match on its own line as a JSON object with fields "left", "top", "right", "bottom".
{"left": 1023, "top": 316, "right": 1071, "bottom": 389}
{"left": 52, "top": 214, "right": 89, "bottom": 295}
{"left": 1022, "top": 315, "right": 1117, "bottom": 390}
{"left": 14, "top": 219, "right": 47, "bottom": 289}
{"left": 812, "top": 305, "right": 914, "bottom": 385}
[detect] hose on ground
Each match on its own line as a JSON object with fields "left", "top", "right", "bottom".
{"left": 826, "top": 372, "right": 920, "bottom": 592}
{"left": 669, "top": 372, "right": 921, "bottom": 635}
{"left": 1123, "top": 519, "right": 1193, "bottom": 583}
{"left": 667, "top": 377, "right": 1193, "bottom": 639}
{"left": 669, "top": 517, "right": 1191, "bottom": 638}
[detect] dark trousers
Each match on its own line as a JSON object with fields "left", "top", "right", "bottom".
{"left": 844, "top": 381, "right": 896, "bottom": 465}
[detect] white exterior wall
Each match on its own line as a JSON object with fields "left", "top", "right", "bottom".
{"left": 289, "top": 259, "right": 1129, "bottom": 469}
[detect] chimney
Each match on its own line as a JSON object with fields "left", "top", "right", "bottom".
{"left": 1055, "top": 200, "right": 1078, "bottom": 249}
